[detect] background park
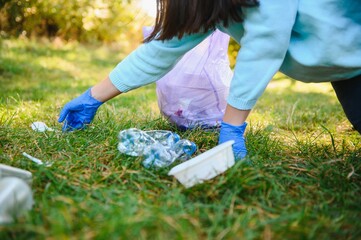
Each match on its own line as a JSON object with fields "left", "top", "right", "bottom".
{"left": 0, "top": 0, "right": 360, "bottom": 239}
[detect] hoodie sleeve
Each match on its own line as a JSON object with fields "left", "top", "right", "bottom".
{"left": 227, "top": 0, "right": 299, "bottom": 110}
{"left": 109, "top": 32, "right": 211, "bottom": 92}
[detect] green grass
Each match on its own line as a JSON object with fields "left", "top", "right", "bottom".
{"left": 0, "top": 38, "right": 360, "bottom": 240}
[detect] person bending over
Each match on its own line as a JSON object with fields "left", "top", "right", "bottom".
{"left": 58, "top": 0, "right": 361, "bottom": 159}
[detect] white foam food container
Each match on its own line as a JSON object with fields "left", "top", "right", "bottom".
{"left": 168, "top": 140, "right": 235, "bottom": 188}
{"left": 0, "top": 164, "right": 32, "bottom": 184}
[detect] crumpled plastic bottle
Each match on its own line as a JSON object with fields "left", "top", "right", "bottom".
{"left": 117, "top": 128, "right": 197, "bottom": 168}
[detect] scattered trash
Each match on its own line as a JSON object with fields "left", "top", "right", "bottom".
{"left": 22, "top": 152, "right": 52, "bottom": 167}
{"left": 117, "top": 128, "right": 197, "bottom": 168}
{"left": 0, "top": 177, "right": 34, "bottom": 224}
{"left": 0, "top": 164, "right": 32, "bottom": 184}
{"left": 168, "top": 140, "right": 235, "bottom": 188}
{"left": 31, "top": 121, "right": 54, "bottom": 132}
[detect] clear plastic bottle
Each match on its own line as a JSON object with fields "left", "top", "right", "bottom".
{"left": 144, "top": 130, "right": 180, "bottom": 147}
{"left": 142, "top": 139, "right": 197, "bottom": 168}
{"left": 117, "top": 128, "right": 156, "bottom": 156}
{"left": 171, "top": 139, "right": 197, "bottom": 161}
{"left": 117, "top": 128, "right": 197, "bottom": 168}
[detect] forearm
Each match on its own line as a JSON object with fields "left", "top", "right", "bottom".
{"left": 223, "top": 104, "right": 250, "bottom": 125}
{"left": 109, "top": 32, "right": 211, "bottom": 93}
{"left": 90, "top": 33, "right": 211, "bottom": 103}
{"left": 91, "top": 76, "right": 122, "bottom": 102}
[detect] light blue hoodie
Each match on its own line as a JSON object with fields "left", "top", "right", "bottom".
{"left": 110, "top": 0, "right": 361, "bottom": 110}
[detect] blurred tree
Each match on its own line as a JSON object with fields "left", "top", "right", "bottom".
{"left": 228, "top": 38, "right": 240, "bottom": 69}
{"left": 0, "top": 0, "right": 239, "bottom": 66}
{"left": 0, "top": 0, "right": 152, "bottom": 43}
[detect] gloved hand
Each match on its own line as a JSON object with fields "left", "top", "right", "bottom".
{"left": 218, "top": 121, "right": 248, "bottom": 160}
{"left": 58, "top": 88, "right": 103, "bottom": 132}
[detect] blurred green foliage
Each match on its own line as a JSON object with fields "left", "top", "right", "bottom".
{"left": 0, "top": 0, "right": 152, "bottom": 43}
{"left": 0, "top": 0, "right": 240, "bottom": 66}
{"left": 228, "top": 38, "right": 240, "bottom": 68}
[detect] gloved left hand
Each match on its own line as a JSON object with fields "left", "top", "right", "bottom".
{"left": 218, "top": 121, "right": 248, "bottom": 160}
{"left": 58, "top": 88, "right": 103, "bottom": 132}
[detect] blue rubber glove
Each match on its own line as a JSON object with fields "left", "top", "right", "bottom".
{"left": 58, "top": 88, "right": 103, "bottom": 132}
{"left": 218, "top": 122, "right": 248, "bottom": 160}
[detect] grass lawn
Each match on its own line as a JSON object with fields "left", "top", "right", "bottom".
{"left": 0, "top": 39, "right": 360, "bottom": 239}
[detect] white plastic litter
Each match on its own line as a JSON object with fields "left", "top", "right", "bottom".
{"left": 0, "top": 164, "right": 32, "bottom": 184}
{"left": 31, "top": 121, "right": 54, "bottom": 132}
{"left": 22, "top": 152, "right": 52, "bottom": 167}
{"left": 168, "top": 140, "right": 235, "bottom": 188}
{"left": 0, "top": 177, "right": 34, "bottom": 224}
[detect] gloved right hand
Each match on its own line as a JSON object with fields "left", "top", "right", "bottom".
{"left": 218, "top": 121, "right": 248, "bottom": 160}
{"left": 58, "top": 88, "right": 103, "bottom": 132}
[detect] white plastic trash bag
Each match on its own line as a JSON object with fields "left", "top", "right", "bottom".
{"left": 143, "top": 27, "right": 232, "bottom": 130}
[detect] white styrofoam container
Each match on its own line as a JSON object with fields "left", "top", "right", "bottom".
{"left": 168, "top": 140, "right": 235, "bottom": 188}
{"left": 0, "top": 164, "right": 32, "bottom": 184}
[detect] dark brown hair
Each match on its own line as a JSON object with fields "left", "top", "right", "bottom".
{"left": 144, "top": 0, "right": 259, "bottom": 42}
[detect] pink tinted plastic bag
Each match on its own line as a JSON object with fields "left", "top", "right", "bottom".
{"left": 143, "top": 27, "right": 232, "bottom": 129}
